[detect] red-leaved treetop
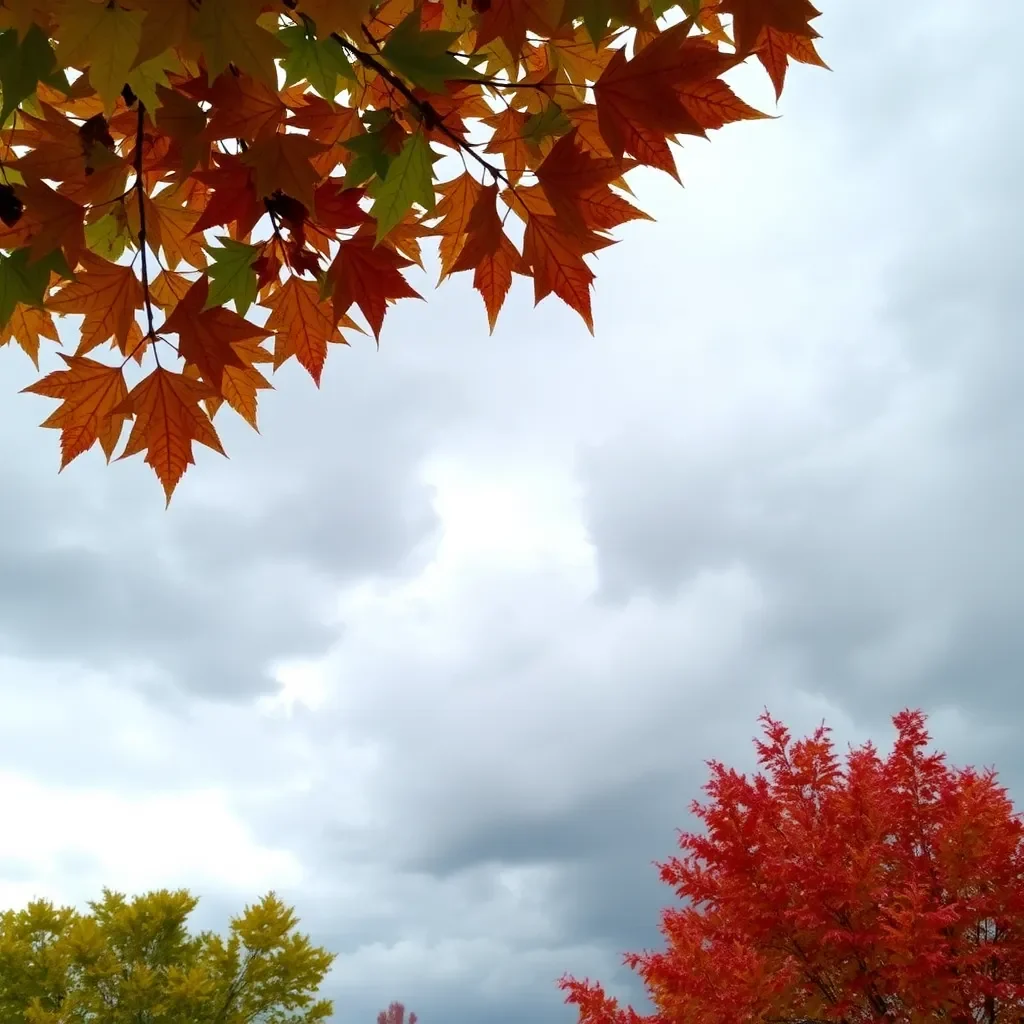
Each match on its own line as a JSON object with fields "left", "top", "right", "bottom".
{"left": 559, "top": 709, "right": 1024, "bottom": 1024}
{"left": 378, "top": 1001, "right": 418, "bottom": 1024}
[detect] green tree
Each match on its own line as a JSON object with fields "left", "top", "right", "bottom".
{"left": 0, "top": 887, "right": 335, "bottom": 1024}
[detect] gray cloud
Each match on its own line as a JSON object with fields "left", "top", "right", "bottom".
{"left": 0, "top": 339, "right": 454, "bottom": 699}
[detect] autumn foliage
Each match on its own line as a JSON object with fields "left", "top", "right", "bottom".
{"left": 0, "top": 0, "right": 826, "bottom": 500}
{"left": 0, "top": 887, "right": 335, "bottom": 1022}
{"left": 559, "top": 710, "right": 1024, "bottom": 1024}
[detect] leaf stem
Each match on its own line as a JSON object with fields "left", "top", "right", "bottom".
{"left": 134, "top": 103, "right": 159, "bottom": 365}
{"left": 336, "top": 36, "right": 513, "bottom": 187}
{"left": 284, "top": 0, "right": 512, "bottom": 185}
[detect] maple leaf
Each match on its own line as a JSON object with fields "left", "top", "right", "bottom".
{"left": 522, "top": 212, "right": 612, "bottom": 331}
{"left": 55, "top": 0, "right": 144, "bottom": 114}
{"left": 131, "top": 189, "right": 209, "bottom": 271}
{"left": 0, "top": 301, "right": 58, "bottom": 366}
{"left": 381, "top": 9, "right": 489, "bottom": 94}
{"left": 369, "top": 130, "right": 438, "bottom": 242}
{"left": 149, "top": 270, "right": 193, "bottom": 312}
{"left": 190, "top": 154, "right": 264, "bottom": 238}
{"left": 593, "top": 29, "right": 743, "bottom": 173}
{"left": 153, "top": 84, "right": 208, "bottom": 176}
{"left": 534, "top": 129, "right": 633, "bottom": 231}
{"left": 22, "top": 353, "right": 129, "bottom": 466}
{"left": 206, "top": 339, "right": 274, "bottom": 428}
{"left": 46, "top": 252, "right": 144, "bottom": 356}
{"left": 161, "top": 276, "right": 270, "bottom": 393}
{"left": 716, "top": 0, "right": 821, "bottom": 56}
{"left": 0, "top": 23, "right": 68, "bottom": 124}
{"left": 0, "top": 246, "right": 70, "bottom": 330}
{"left": 756, "top": 26, "right": 829, "bottom": 100}
{"left": 114, "top": 367, "right": 225, "bottom": 504}
{"left": 475, "top": 0, "right": 564, "bottom": 64}
{"left": 204, "top": 72, "right": 286, "bottom": 143}
{"left": 280, "top": 23, "right": 355, "bottom": 103}
{"left": 449, "top": 184, "right": 528, "bottom": 330}
{"left": 264, "top": 276, "right": 342, "bottom": 386}
{"left": 297, "top": 0, "right": 376, "bottom": 41}
{"left": 326, "top": 231, "right": 423, "bottom": 339}
{"left": 15, "top": 175, "right": 86, "bottom": 266}
{"left": 204, "top": 237, "right": 261, "bottom": 316}
{"left": 431, "top": 171, "right": 483, "bottom": 279}
{"left": 193, "top": 0, "right": 286, "bottom": 90}
{"left": 482, "top": 108, "right": 534, "bottom": 185}
{"left": 241, "top": 132, "right": 328, "bottom": 214}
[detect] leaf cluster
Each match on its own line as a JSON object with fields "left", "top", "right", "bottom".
{"left": 0, "top": 887, "right": 334, "bottom": 1024}
{"left": 0, "top": 0, "right": 826, "bottom": 500}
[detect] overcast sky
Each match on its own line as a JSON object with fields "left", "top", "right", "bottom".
{"left": 1, "top": 2, "right": 1021, "bottom": 1022}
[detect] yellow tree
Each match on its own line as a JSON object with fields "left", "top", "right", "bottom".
{"left": 0, "top": 887, "right": 335, "bottom": 1023}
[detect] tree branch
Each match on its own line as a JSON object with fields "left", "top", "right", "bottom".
{"left": 331, "top": 34, "right": 512, "bottom": 187}
{"left": 281, "top": 0, "right": 516, "bottom": 188}
{"left": 133, "top": 103, "right": 158, "bottom": 359}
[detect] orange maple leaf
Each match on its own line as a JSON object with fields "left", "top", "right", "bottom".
{"left": 483, "top": 108, "right": 534, "bottom": 185}
{"left": 46, "top": 253, "right": 145, "bottom": 356}
{"left": 0, "top": 303, "right": 59, "bottom": 367}
{"left": 475, "top": 0, "right": 564, "bottom": 65}
{"left": 430, "top": 172, "right": 484, "bottom": 279}
{"left": 756, "top": 26, "right": 829, "bottom": 99}
{"left": 22, "top": 354, "right": 129, "bottom": 467}
{"left": 263, "top": 276, "right": 344, "bottom": 386}
{"left": 241, "top": 132, "right": 328, "bottom": 213}
{"left": 715, "top": 0, "right": 821, "bottom": 55}
{"left": 204, "top": 72, "right": 287, "bottom": 143}
{"left": 14, "top": 175, "right": 86, "bottom": 266}
{"left": 114, "top": 367, "right": 225, "bottom": 504}
{"left": 188, "top": 337, "right": 274, "bottom": 429}
{"left": 535, "top": 130, "right": 634, "bottom": 233}
{"left": 326, "top": 231, "right": 423, "bottom": 339}
{"left": 449, "top": 184, "right": 528, "bottom": 331}
{"left": 593, "top": 24, "right": 740, "bottom": 171}
{"left": 521, "top": 213, "right": 613, "bottom": 332}
{"left": 161, "top": 277, "right": 271, "bottom": 393}
{"left": 149, "top": 270, "right": 194, "bottom": 312}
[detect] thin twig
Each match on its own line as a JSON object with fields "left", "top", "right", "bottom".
{"left": 134, "top": 103, "right": 159, "bottom": 365}
{"left": 330, "top": 32, "right": 513, "bottom": 187}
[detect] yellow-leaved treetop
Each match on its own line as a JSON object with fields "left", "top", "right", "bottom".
{"left": 0, "top": 0, "right": 827, "bottom": 502}
{"left": 0, "top": 887, "right": 335, "bottom": 1023}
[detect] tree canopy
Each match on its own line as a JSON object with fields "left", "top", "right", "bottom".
{"left": 0, "top": 0, "right": 826, "bottom": 502}
{"left": 559, "top": 709, "right": 1024, "bottom": 1024}
{"left": 0, "top": 887, "right": 335, "bottom": 1023}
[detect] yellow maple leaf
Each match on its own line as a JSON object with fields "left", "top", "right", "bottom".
{"left": 193, "top": 0, "right": 286, "bottom": 91}
{"left": 55, "top": 0, "right": 145, "bottom": 114}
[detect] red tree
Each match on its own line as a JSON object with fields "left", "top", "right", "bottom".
{"left": 559, "top": 710, "right": 1024, "bottom": 1024}
{"left": 378, "top": 1001, "right": 418, "bottom": 1024}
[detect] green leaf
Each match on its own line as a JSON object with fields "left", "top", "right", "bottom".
{"left": 127, "top": 49, "right": 184, "bottom": 114}
{"left": 0, "top": 25, "right": 69, "bottom": 126}
{"left": 581, "top": 0, "right": 612, "bottom": 45}
{"left": 0, "top": 247, "right": 71, "bottom": 329}
{"left": 85, "top": 212, "right": 129, "bottom": 262}
{"left": 369, "top": 131, "right": 437, "bottom": 242}
{"left": 523, "top": 102, "right": 572, "bottom": 147}
{"left": 203, "top": 237, "right": 260, "bottom": 316}
{"left": 342, "top": 132, "right": 394, "bottom": 187}
{"left": 381, "top": 9, "right": 488, "bottom": 94}
{"left": 279, "top": 25, "right": 354, "bottom": 103}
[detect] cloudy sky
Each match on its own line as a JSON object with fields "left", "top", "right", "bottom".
{"left": 1, "top": 1, "right": 1021, "bottom": 1021}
